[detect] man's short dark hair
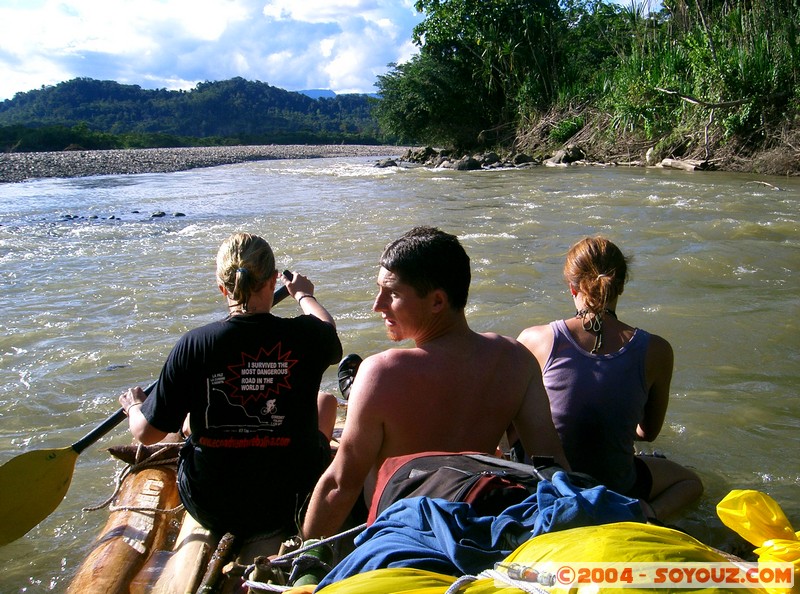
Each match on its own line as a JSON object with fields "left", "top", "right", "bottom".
{"left": 379, "top": 226, "right": 470, "bottom": 310}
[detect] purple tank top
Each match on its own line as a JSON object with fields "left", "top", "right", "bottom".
{"left": 543, "top": 319, "right": 650, "bottom": 493}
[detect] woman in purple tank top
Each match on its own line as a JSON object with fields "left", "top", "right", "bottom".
{"left": 517, "top": 236, "right": 702, "bottom": 521}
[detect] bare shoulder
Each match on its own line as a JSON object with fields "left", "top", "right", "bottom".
{"left": 517, "top": 323, "right": 553, "bottom": 347}
{"left": 516, "top": 323, "right": 555, "bottom": 365}
{"left": 361, "top": 347, "right": 419, "bottom": 375}
{"left": 646, "top": 331, "right": 674, "bottom": 361}
{"left": 352, "top": 348, "right": 419, "bottom": 401}
{"left": 479, "top": 331, "right": 529, "bottom": 353}
{"left": 478, "top": 330, "right": 518, "bottom": 346}
{"left": 644, "top": 331, "right": 674, "bottom": 386}
{"left": 478, "top": 331, "right": 539, "bottom": 371}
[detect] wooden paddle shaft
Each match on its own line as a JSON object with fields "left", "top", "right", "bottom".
{"left": 71, "top": 381, "right": 157, "bottom": 455}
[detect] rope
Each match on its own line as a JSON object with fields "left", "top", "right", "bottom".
{"left": 269, "top": 522, "right": 367, "bottom": 564}
{"left": 82, "top": 442, "right": 184, "bottom": 515}
{"left": 286, "top": 554, "right": 333, "bottom": 585}
{"left": 240, "top": 523, "right": 368, "bottom": 591}
{"left": 241, "top": 580, "right": 292, "bottom": 592}
{"left": 444, "top": 575, "right": 479, "bottom": 593}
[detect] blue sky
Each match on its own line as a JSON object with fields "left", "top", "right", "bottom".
{"left": 0, "top": 0, "right": 425, "bottom": 100}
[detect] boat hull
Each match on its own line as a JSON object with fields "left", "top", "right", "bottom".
{"left": 68, "top": 442, "right": 312, "bottom": 593}
{"left": 68, "top": 444, "right": 183, "bottom": 593}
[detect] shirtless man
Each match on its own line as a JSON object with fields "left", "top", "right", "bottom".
{"left": 301, "top": 226, "right": 567, "bottom": 538}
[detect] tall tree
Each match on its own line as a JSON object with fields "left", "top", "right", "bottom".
{"left": 376, "top": 53, "right": 495, "bottom": 148}
{"left": 377, "top": 0, "right": 567, "bottom": 148}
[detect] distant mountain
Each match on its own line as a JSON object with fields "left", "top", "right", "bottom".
{"left": 299, "top": 89, "right": 337, "bottom": 99}
{"left": 0, "top": 77, "right": 388, "bottom": 146}
{"left": 298, "top": 89, "right": 380, "bottom": 100}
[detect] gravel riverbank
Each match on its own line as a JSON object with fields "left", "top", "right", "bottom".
{"left": 0, "top": 145, "right": 410, "bottom": 183}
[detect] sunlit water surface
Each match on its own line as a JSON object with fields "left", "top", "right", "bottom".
{"left": 0, "top": 156, "right": 798, "bottom": 592}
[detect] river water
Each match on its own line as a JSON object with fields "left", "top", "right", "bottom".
{"left": 0, "top": 156, "right": 798, "bottom": 592}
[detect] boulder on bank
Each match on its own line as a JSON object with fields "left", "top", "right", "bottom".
{"left": 482, "top": 152, "right": 501, "bottom": 167}
{"left": 511, "top": 152, "right": 536, "bottom": 166}
{"left": 399, "top": 146, "right": 541, "bottom": 170}
{"left": 402, "top": 146, "right": 440, "bottom": 165}
{"left": 544, "top": 144, "right": 586, "bottom": 167}
{"left": 454, "top": 156, "right": 482, "bottom": 171}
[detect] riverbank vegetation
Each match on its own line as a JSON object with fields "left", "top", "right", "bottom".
{"left": 1, "top": 1, "right": 797, "bottom": 175}
{"left": 375, "top": 0, "right": 800, "bottom": 175}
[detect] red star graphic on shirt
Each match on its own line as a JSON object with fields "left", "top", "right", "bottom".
{"left": 225, "top": 343, "right": 297, "bottom": 405}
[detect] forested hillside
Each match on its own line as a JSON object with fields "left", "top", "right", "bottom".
{"left": 0, "top": 77, "right": 388, "bottom": 151}
{"left": 374, "top": 0, "right": 800, "bottom": 175}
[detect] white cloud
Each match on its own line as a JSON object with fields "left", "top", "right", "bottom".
{"left": 0, "top": 0, "right": 423, "bottom": 100}
{"left": 263, "top": 0, "right": 374, "bottom": 24}
{"left": 320, "top": 20, "right": 405, "bottom": 92}
{"left": 319, "top": 38, "right": 336, "bottom": 59}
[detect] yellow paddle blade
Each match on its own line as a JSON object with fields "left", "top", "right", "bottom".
{"left": 0, "top": 446, "right": 78, "bottom": 546}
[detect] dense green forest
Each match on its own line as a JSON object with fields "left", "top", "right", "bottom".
{"left": 1, "top": 0, "right": 798, "bottom": 174}
{"left": 0, "top": 77, "right": 388, "bottom": 151}
{"left": 375, "top": 0, "right": 799, "bottom": 174}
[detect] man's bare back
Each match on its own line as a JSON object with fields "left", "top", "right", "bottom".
{"left": 352, "top": 327, "right": 556, "bottom": 497}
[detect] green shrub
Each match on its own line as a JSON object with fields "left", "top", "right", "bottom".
{"left": 549, "top": 116, "right": 585, "bottom": 142}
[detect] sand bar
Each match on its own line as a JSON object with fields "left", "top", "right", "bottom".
{"left": 0, "top": 145, "right": 409, "bottom": 183}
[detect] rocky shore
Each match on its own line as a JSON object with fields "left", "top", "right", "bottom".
{"left": 4, "top": 142, "right": 795, "bottom": 183}
{"left": 0, "top": 145, "right": 410, "bottom": 183}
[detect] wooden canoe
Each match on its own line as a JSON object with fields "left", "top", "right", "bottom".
{"left": 68, "top": 431, "right": 353, "bottom": 594}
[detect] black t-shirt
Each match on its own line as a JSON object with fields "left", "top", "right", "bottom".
{"left": 142, "top": 312, "right": 342, "bottom": 535}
